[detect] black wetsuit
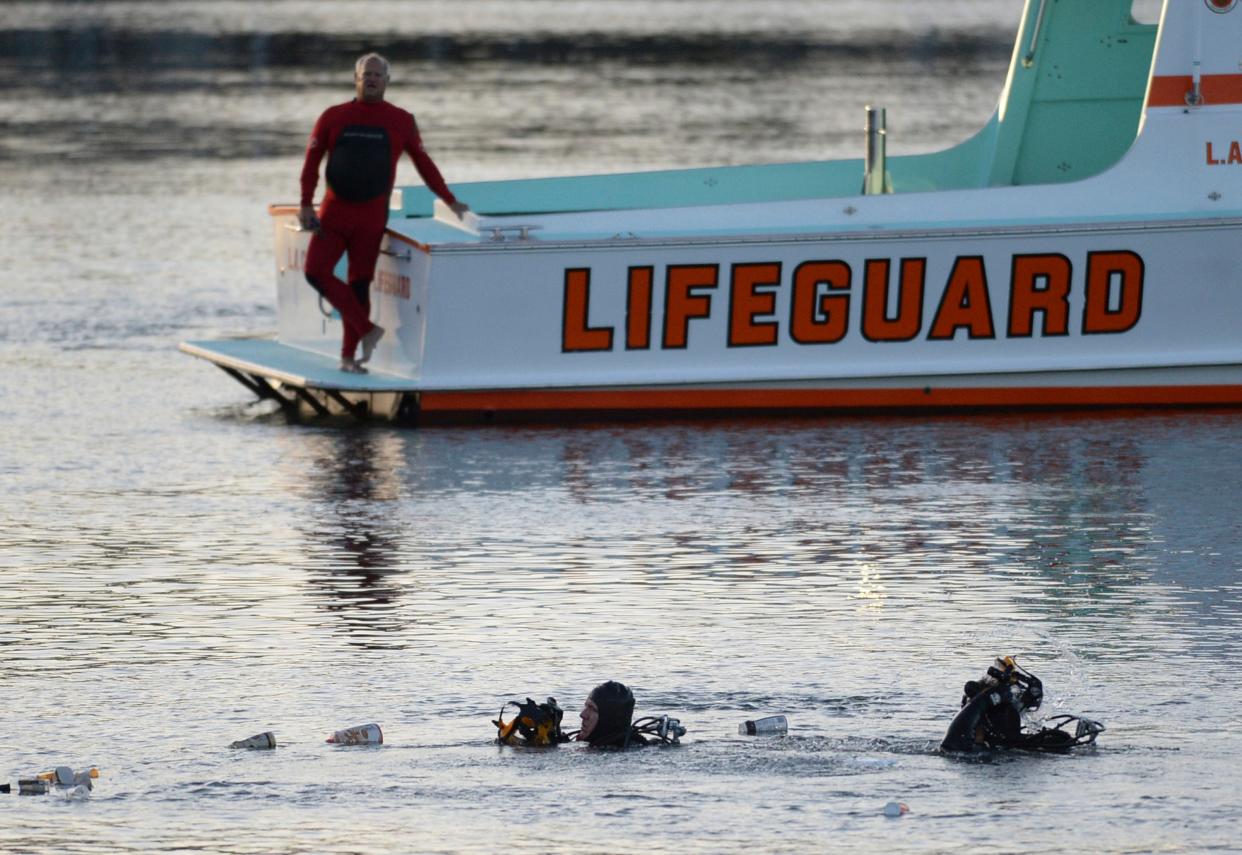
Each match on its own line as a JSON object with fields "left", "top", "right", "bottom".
{"left": 941, "top": 674, "right": 1078, "bottom": 752}
{"left": 298, "top": 98, "right": 458, "bottom": 358}
{"left": 941, "top": 681, "right": 1025, "bottom": 752}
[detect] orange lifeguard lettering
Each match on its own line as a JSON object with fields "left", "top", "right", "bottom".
{"left": 1083, "top": 251, "right": 1144, "bottom": 334}
{"left": 1231, "top": 141, "right": 1242, "bottom": 164}
{"left": 1207, "top": 141, "right": 1221, "bottom": 165}
{"left": 663, "top": 264, "right": 718, "bottom": 349}
{"left": 561, "top": 268, "right": 614, "bottom": 352}
{"left": 790, "top": 260, "right": 851, "bottom": 344}
{"left": 626, "top": 266, "right": 654, "bottom": 350}
{"left": 728, "top": 262, "right": 781, "bottom": 347}
{"left": 862, "top": 258, "right": 925, "bottom": 342}
{"left": 1008, "top": 254, "right": 1071, "bottom": 337}
{"left": 928, "top": 256, "right": 995, "bottom": 340}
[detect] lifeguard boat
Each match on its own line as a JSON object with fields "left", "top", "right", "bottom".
{"left": 182, "top": 0, "right": 1242, "bottom": 422}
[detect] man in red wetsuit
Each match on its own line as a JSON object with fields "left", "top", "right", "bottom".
{"left": 298, "top": 53, "right": 469, "bottom": 373}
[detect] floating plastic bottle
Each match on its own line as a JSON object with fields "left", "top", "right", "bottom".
{"left": 738, "top": 715, "right": 788, "bottom": 735}
{"left": 327, "top": 723, "right": 383, "bottom": 745}
{"left": 883, "top": 801, "right": 910, "bottom": 818}
{"left": 18, "top": 779, "right": 48, "bottom": 795}
{"left": 230, "top": 732, "right": 277, "bottom": 750}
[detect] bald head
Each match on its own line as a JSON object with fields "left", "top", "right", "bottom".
{"left": 354, "top": 53, "right": 390, "bottom": 103}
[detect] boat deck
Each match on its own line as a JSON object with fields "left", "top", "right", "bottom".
{"left": 381, "top": 0, "right": 1161, "bottom": 252}
{"left": 179, "top": 338, "right": 418, "bottom": 419}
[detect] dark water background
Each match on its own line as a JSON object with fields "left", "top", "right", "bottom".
{"left": 2, "top": 1, "right": 1240, "bottom": 852}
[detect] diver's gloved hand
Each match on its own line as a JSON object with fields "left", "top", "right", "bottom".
{"left": 960, "top": 681, "right": 980, "bottom": 706}
{"left": 1020, "top": 674, "right": 1043, "bottom": 709}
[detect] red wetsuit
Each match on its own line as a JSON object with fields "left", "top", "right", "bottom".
{"left": 299, "top": 99, "right": 458, "bottom": 358}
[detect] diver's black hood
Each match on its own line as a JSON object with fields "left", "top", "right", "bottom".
{"left": 586, "top": 681, "right": 635, "bottom": 748}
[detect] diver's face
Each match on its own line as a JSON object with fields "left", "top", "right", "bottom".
{"left": 355, "top": 58, "right": 388, "bottom": 103}
{"left": 578, "top": 698, "right": 599, "bottom": 739}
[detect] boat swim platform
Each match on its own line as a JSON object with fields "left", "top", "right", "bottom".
{"left": 179, "top": 338, "right": 419, "bottom": 421}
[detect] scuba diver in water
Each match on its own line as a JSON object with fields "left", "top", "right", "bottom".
{"left": 494, "top": 680, "right": 685, "bottom": 748}
{"left": 940, "top": 656, "right": 1105, "bottom": 753}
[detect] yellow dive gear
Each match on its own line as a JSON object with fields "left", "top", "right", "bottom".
{"left": 494, "top": 697, "right": 567, "bottom": 746}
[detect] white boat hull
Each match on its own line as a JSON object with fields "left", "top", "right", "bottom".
{"left": 262, "top": 211, "right": 1242, "bottom": 419}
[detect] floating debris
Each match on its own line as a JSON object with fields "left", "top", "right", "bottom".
{"left": 230, "top": 732, "right": 277, "bottom": 750}
{"left": 327, "top": 723, "right": 383, "bottom": 745}
{"left": 738, "top": 715, "right": 788, "bottom": 736}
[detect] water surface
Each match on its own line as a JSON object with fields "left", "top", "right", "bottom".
{"left": 2, "top": 2, "right": 1240, "bottom": 852}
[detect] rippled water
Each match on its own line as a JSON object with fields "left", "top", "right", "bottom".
{"left": 3, "top": 1, "right": 1241, "bottom": 852}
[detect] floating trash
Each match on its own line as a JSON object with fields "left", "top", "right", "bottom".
{"left": 738, "top": 715, "right": 788, "bottom": 736}
{"left": 883, "top": 801, "right": 910, "bottom": 818}
{"left": 327, "top": 723, "right": 383, "bottom": 745}
{"left": 230, "top": 732, "right": 277, "bottom": 750}
{"left": 38, "top": 766, "right": 98, "bottom": 788}
{"left": 26, "top": 766, "right": 98, "bottom": 793}
{"left": 18, "top": 779, "right": 48, "bottom": 796}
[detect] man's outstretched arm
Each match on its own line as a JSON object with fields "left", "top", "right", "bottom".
{"left": 407, "top": 119, "right": 469, "bottom": 216}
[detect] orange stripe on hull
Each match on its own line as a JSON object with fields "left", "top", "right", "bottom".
{"left": 1148, "top": 73, "right": 1242, "bottom": 106}
{"left": 420, "top": 384, "right": 1242, "bottom": 416}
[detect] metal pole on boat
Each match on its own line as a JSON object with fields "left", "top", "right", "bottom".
{"left": 1021, "top": 0, "right": 1048, "bottom": 68}
{"left": 1189, "top": 0, "right": 1204, "bottom": 106}
{"left": 863, "top": 106, "right": 888, "bottom": 195}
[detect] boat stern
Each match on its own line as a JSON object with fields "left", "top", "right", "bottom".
{"left": 269, "top": 205, "right": 431, "bottom": 379}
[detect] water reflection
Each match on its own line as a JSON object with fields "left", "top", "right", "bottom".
{"left": 361, "top": 414, "right": 1242, "bottom": 646}
{"left": 296, "top": 429, "right": 410, "bottom": 649}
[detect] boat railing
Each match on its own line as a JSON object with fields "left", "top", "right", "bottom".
{"left": 484, "top": 224, "right": 543, "bottom": 241}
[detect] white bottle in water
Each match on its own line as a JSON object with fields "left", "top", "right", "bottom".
{"left": 327, "top": 723, "right": 383, "bottom": 745}
{"left": 739, "top": 715, "right": 788, "bottom": 735}
{"left": 229, "top": 732, "right": 276, "bottom": 750}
